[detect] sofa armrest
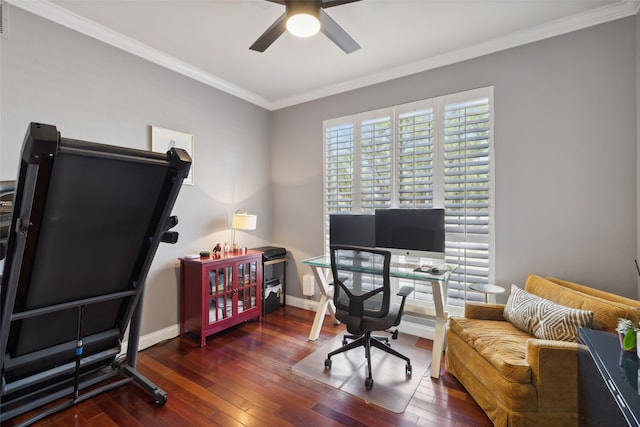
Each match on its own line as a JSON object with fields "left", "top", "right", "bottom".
{"left": 464, "top": 302, "right": 506, "bottom": 320}
{"left": 527, "top": 339, "right": 579, "bottom": 413}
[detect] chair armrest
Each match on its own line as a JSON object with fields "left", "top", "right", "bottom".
{"left": 397, "top": 286, "right": 414, "bottom": 298}
{"left": 527, "top": 339, "right": 580, "bottom": 413}
{"left": 464, "top": 302, "right": 506, "bottom": 320}
{"left": 396, "top": 286, "right": 414, "bottom": 318}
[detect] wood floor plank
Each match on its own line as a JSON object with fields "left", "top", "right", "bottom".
{"left": 3, "top": 307, "right": 491, "bottom": 427}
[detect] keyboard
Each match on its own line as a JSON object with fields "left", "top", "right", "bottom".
{"left": 390, "top": 262, "right": 419, "bottom": 269}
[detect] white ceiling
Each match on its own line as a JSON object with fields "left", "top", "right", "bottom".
{"left": 7, "top": 0, "right": 640, "bottom": 110}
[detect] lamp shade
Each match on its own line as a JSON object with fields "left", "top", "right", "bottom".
{"left": 232, "top": 212, "right": 257, "bottom": 230}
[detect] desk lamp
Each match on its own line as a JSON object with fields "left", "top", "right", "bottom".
{"left": 231, "top": 210, "right": 257, "bottom": 253}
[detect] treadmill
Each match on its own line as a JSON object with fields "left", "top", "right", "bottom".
{"left": 0, "top": 122, "right": 191, "bottom": 425}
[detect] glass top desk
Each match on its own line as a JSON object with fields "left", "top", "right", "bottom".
{"left": 300, "top": 254, "right": 455, "bottom": 379}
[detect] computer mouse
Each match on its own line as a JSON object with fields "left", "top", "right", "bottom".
{"left": 420, "top": 265, "right": 439, "bottom": 273}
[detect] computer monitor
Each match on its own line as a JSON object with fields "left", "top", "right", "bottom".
{"left": 374, "top": 208, "right": 445, "bottom": 260}
{"left": 329, "top": 214, "right": 376, "bottom": 248}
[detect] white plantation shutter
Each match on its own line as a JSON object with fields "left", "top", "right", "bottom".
{"left": 360, "top": 113, "right": 392, "bottom": 212}
{"left": 442, "top": 89, "right": 493, "bottom": 306}
{"left": 325, "top": 122, "right": 354, "bottom": 214}
{"left": 394, "top": 101, "right": 439, "bottom": 306}
{"left": 396, "top": 101, "right": 436, "bottom": 209}
{"left": 324, "top": 120, "right": 355, "bottom": 247}
{"left": 323, "top": 87, "right": 494, "bottom": 309}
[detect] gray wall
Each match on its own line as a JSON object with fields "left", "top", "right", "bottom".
{"left": 273, "top": 16, "right": 639, "bottom": 300}
{"left": 0, "top": 7, "right": 272, "bottom": 337}
{"left": 1, "top": 6, "right": 639, "bottom": 344}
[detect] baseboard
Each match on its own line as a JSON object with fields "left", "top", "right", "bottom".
{"left": 123, "top": 299, "right": 438, "bottom": 353}
{"left": 396, "top": 317, "right": 436, "bottom": 341}
{"left": 140, "top": 324, "right": 181, "bottom": 350}
{"left": 286, "top": 295, "right": 322, "bottom": 311}
{"left": 121, "top": 324, "right": 180, "bottom": 355}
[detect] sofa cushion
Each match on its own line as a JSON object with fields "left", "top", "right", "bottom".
{"left": 449, "top": 316, "right": 533, "bottom": 383}
{"left": 527, "top": 274, "right": 637, "bottom": 332}
{"left": 545, "top": 276, "right": 640, "bottom": 308}
{"left": 504, "top": 284, "right": 593, "bottom": 342}
{"left": 446, "top": 329, "right": 538, "bottom": 421}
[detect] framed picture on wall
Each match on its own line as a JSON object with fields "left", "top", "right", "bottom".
{"left": 151, "top": 126, "right": 194, "bottom": 185}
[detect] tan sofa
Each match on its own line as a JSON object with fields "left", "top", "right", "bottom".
{"left": 445, "top": 274, "right": 640, "bottom": 426}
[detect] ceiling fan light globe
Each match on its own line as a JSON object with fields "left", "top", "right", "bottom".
{"left": 286, "top": 14, "right": 320, "bottom": 37}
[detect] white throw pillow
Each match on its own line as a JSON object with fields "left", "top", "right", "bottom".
{"left": 503, "top": 284, "right": 593, "bottom": 342}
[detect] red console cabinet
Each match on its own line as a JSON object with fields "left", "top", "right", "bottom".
{"left": 179, "top": 251, "right": 262, "bottom": 346}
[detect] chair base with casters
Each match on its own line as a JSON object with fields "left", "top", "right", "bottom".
{"left": 324, "top": 274, "right": 413, "bottom": 390}
{"left": 324, "top": 322, "right": 413, "bottom": 389}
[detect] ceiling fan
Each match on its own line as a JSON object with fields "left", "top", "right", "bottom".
{"left": 250, "top": 0, "right": 361, "bottom": 54}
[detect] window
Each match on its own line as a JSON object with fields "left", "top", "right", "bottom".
{"left": 323, "top": 87, "right": 494, "bottom": 311}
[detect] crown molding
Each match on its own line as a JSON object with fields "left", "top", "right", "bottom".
{"left": 5, "top": 0, "right": 273, "bottom": 110}
{"left": 6, "top": 0, "right": 640, "bottom": 111}
{"left": 271, "top": 0, "right": 640, "bottom": 109}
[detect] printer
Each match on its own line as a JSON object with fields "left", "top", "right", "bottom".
{"left": 252, "top": 246, "right": 287, "bottom": 261}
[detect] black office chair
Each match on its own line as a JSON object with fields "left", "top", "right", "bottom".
{"left": 324, "top": 245, "right": 414, "bottom": 389}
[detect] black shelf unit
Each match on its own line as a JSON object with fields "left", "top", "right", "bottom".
{"left": 252, "top": 247, "right": 287, "bottom": 315}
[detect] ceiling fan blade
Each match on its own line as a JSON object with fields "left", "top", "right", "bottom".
{"left": 321, "top": 0, "right": 361, "bottom": 8}
{"left": 250, "top": 13, "right": 287, "bottom": 52}
{"left": 319, "top": 9, "right": 360, "bottom": 54}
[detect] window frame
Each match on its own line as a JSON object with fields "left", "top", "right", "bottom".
{"left": 323, "top": 87, "right": 494, "bottom": 312}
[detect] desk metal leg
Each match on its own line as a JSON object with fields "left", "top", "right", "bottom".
{"left": 308, "top": 265, "right": 338, "bottom": 341}
{"left": 431, "top": 316, "right": 446, "bottom": 379}
{"left": 309, "top": 294, "right": 330, "bottom": 341}
{"left": 429, "top": 278, "right": 448, "bottom": 379}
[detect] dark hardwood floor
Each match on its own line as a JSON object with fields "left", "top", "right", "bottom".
{"left": 4, "top": 307, "right": 491, "bottom": 426}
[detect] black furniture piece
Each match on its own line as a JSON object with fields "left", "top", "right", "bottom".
{"left": 578, "top": 328, "right": 640, "bottom": 427}
{"left": 323, "top": 245, "right": 414, "bottom": 389}
{"left": 0, "top": 123, "right": 191, "bottom": 426}
{"left": 252, "top": 246, "right": 287, "bottom": 315}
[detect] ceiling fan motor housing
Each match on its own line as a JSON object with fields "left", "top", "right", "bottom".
{"left": 251, "top": 0, "right": 361, "bottom": 54}
{"left": 285, "top": 1, "right": 322, "bottom": 19}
